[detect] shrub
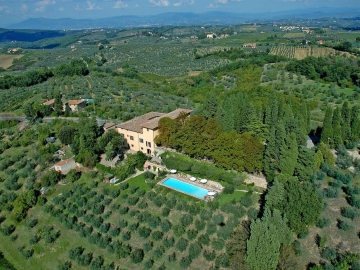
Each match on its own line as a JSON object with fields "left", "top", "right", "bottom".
{"left": 153, "top": 245, "right": 165, "bottom": 259}
{"left": 215, "top": 253, "right": 230, "bottom": 268}
{"left": 187, "top": 229, "right": 198, "bottom": 240}
{"left": 292, "top": 240, "right": 302, "bottom": 256}
{"left": 151, "top": 231, "right": 163, "bottom": 241}
{"left": 195, "top": 219, "right": 206, "bottom": 231}
{"left": 143, "top": 241, "right": 153, "bottom": 252}
{"left": 25, "top": 218, "right": 38, "bottom": 228}
{"left": 160, "top": 219, "right": 172, "bottom": 232}
{"left": 168, "top": 252, "right": 177, "bottom": 262}
{"left": 321, "top": 247, "right": 337, "bottom": 261}
{"left": 1, "top": 224, "right": 15, "bottom": 235}
{"left": 144, "top": 258, "right": 154, "bottom": 269}
{"left": 340, "top": 207, "right": 359, "bottom": 220}
{"left": 176, "top": 238, "right": 188, "bottom": 252}
{"left": 173, "top": 224, "right": 185, "bottom": 237}
{"left": 198, "top": 234, "right": 210, "bottom": 246}
{"left": 144, "top": 171, "right": 155, "bottom": 180}
{"left": 206, "top": 222, "right": 217, "bottom": 235}
{"left": 316, "top": 217, "right": 331, "bottom": 228}
{"left": 247, "top": 207, "right": 259, "bottom": 220}
{"left": 138, "top": 226, "right": 151, "bottom": 238}
{"left": 118, "top": 219, "right": 127, "bottom": 228}
{"left": 180, "top": 214, "right": 193, "bottom": 227}
{"left": 223, "top": 184, "right": 235, "bottom": 194}
{"left": 162, "top": 207, "right": 170, "bottom": 217}
{"left": 337, "top": 218, "right": 354, "bottom": 231}
{"left": 298, "top": 230, "right": 309, "bottom": 239}
{"left": 127, "top": 196, "right": 139, "bottom": 206}
{"left": 203, "top": 249, "right": 216, "bottom": 261}
{"left": 188, "top": 242, "right": 202, "bottom": 259}
{"left": 130, "top": 249, "right": 144, "bottom": 264}
{"left": 129, "top": 222, "right": 139, "bottom": 231}
{"left": 121, "top": 230, "right": 131, "bottom": 241}
{"left": 240, "top": 195, "right": 254, "bottom": 207}
{"left": 211, "top": 238, "right": 225, "bottom": 250}
{"left": 179, "top": 256, "right": 192, "bottom": 269}
{"left": 163, "top": 237, "right": 175, "bottom": 248}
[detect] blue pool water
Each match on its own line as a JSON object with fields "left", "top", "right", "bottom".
{"left": 162, "top": 178, "right": 209, "bottom": 199}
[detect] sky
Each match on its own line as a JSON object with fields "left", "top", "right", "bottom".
{"left": 0, "top": 0, "right": 359, "bottom": 27}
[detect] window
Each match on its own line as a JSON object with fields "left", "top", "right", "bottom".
{"left": 146, "top": 141, "right": 151, "bottom": 147}
{"left": 139, "top": 138, "right": 144, "bottom": 143}
{"left": 131, "top": 144, "right": 134, "bottom": 147}
{"left": 130, "top": 136, "right": 134, "bottom": 141}
{"left": 120, "top": 133, "right": 124, "bottom": 138}
{"left": 141, "top": 147, "right": 143, "bottom": 150}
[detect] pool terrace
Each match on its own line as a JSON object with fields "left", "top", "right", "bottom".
{"left": 159, "top": 174, "right": 223, "bottom": 201}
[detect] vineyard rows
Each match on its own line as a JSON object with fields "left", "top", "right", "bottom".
{"left": 270, "top": 46, "right": 352, "bottom": 60}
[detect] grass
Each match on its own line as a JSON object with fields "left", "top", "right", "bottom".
{"left": 283, "top": 32, "right": 306, "bottom": 38}
{"left": 218, "top": 191, "right": 247, "bottom": 205}
{"left": 127, "top": 173, "right": 151, "bottom": 191}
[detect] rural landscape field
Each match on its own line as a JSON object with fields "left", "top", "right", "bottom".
{"left": 0, "top": 6, "right": 360, "bottom": 270}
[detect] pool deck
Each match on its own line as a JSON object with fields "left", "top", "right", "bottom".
{"left": 158, "top": 174, "right": 223, "bottom": 201}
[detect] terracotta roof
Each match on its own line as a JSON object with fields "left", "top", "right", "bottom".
{"left": 67, "top": 100, "right": 84, "bottom": 105}
{"left": 103, "top": 122, "right": 115, "bottom": 129}
{"left": 43, "top": 99, "right": 55, "bottom": 106}
{"left": 117, "top": 109, "right": 192, "bottom": 133}
{"left": 142, "top": 108, "right": 192, "bottom": 130}
{"left": 117, "top": 112, "right": 165, "bottom": 133}
{"left": 55, "top": 158, "right": 75, "bottom": 167}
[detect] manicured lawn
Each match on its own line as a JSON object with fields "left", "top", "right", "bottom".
{"left": 127, "top": 173, "right": 151, "bottom": 191}
{"left": 218, "top": 190, "right": 248, "bottom": 205}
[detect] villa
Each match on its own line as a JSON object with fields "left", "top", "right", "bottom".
{"left": 116, "top": 108, "right": 192, "bottom": 156}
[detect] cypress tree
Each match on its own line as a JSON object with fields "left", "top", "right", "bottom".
{"left": 221, "top": 98, "right": 235, "bottom": 132}
{"left": 263, "top": 127, "right": 277, "bottom": 182}
{"left": 265, "top": 94, "right": 278, "bottom": 129}
{"left": 294, "top": 147, "right": 316, "bottom": 181}
{"left": 341, "top": 101, "right": 351, "bottom": 142}
{"left": 201, "top": 93, "right": 218, "bottom": 119}
{"left": 332, "top": 107, "right": 343, "bottom": 147}
{"left": 275, "top": 121, "right": 286, "bottom": 162}
{"left": 350, "top": 105, "right": 360, "bottom": 142}
{"left": 54, "top": 94, "right": 63, "bottom": 116}
{"left": 279, "top": 133, "right": 298, "bottom": 176}
{"left": 233, "top": 93, "right": 248, "bottom": 133}
{"left": 246, "top": 209, "right": 293, "bottom": 270}
{"left": 321, "top": 107, "right": 333, "bottom": 147}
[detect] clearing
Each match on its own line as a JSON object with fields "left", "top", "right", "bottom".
{"left": 0, "top": 54, "right": 23, "bottom": 69}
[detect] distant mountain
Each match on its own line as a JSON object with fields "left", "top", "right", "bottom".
{"left": 7, "top": 8, "right": 360, "bottom": 30}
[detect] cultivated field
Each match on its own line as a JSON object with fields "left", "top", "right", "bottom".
{"left": 283, "top": 32, "right": 306, "bottom": 38}
{"left": 269, "top": 46, "right": 352, "bottom": 60}
{"left": 0, "top": 54, "right": 23, "bottom": 69}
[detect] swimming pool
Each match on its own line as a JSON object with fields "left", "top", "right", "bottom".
{"left": 161, "top": 177, "right": 209, "bottom": 199}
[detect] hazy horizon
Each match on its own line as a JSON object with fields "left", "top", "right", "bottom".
{"left": 0, "top": 0, "right": 359, "bottom": 27}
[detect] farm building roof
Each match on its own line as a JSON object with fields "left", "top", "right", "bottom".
{"left": 141, "top": 108, "right": 192, "bottom": 130}
{"left": 55, "top": 158, "right": 75, "bottom": 167}
{"left": 66, "top": 100, "right": 84, "bottom": 105}
{"left": 103, "top": 122, "right": 115, "bottom": 129}
{"left": 43, "top": 99, "right": 55, "bottom": 106}
{"left": 117, "top": 112, "right": 165, "bottom": 133}
{"left": 116, "top": 109, "right": 192, "bottom": 133}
